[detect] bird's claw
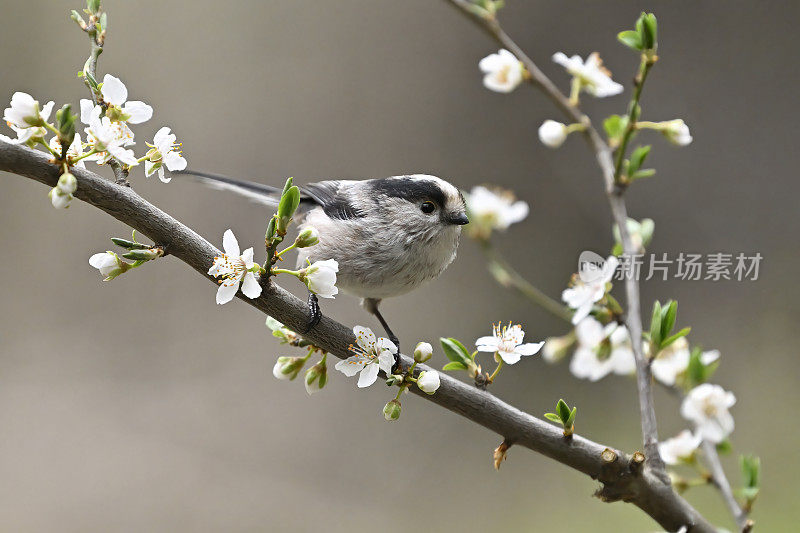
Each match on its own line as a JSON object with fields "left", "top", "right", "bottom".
{"left": 301, "top": 293, "right": 321, "bottom": 334}
{"left": 390, "top": 335, "right": 401, "bottom": 373}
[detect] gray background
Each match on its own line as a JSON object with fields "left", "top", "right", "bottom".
{"left": 1, "top": 1, "right": 798, "bottom": 531}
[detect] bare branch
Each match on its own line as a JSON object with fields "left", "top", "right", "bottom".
{"left": 445, "top": 0, "right": 664, "bottom": 474}
{"left": 0, "top": 139, "right": 714, "bottom": 532}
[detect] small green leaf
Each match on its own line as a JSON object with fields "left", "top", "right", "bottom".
{"left": 649, "top": 301, "right": 663, "bottom": 348}
{"left": 611, "top": 242, "right": 623, "bottom": 256}
{"left": 556, "top": 399, "right": 570, "bottom": 423}
{"left": 544, "top": 413, "right": 562, "bottom": 424}
{"left": 661, "top": 327, "right": 691, "bottom": 350}
{"left": 628, "top": 145, "right": 651, "bottom": 174}
{"left": 617, "top": 30, "right": 643, "bottom": 51}
{"left": 642, "top": 13, "right": 658, "bottom": 50}
{"left": 631, "top": 169, "right": 656, "bottom": 181}
{"left": 716, "top": 439, "right": 732, "bottom": 455}
{"left": 566, "top": 407, "right": 577, "bottom": 428}
{"left": 442, "top": 361, "right": 468, "bottom": 371}
{"left": 440, "top": 337, "right": 471, "bottom": 366}
{"left": 99, "top": 11, "right": 107, "bottom": 32}
{"left": 603, "top": 114, "right": 628, "bottom": 141}
{"left": 660, "top": 300, "right": 678, "bottom": 340}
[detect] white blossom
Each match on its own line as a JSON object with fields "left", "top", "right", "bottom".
{"left": 465, "top": 186, "right": 529, "bottom": 239}
{"left": 476, "top": 322, "right": 543, "bottom": 365}
{"left": 662, "top": 119, "right": 693, "bottom": 146}
{"left": 479, "top": 49, "right": 524, "bottom": 93}
{"left": 416, "top": 370, "right": 440, "bottom": 394}
{"left": 681, "top": 384, "right": 736, "bottom": 443}
{"left": 414, "top": 341, "right": 433, "bottom": 362}
{"left": 542, "top": 333, "right": 575, "bottom": 363}
{"left": 88, "top": 251, "right": 130, "bottom": 280}
{"left": 538, "top": 120, "right": 568, "bottom": 148}
{"left": 569, "top": 317, "right": 635, "bottom": 381}
{"left": 145, "top": 126, "right": 187, "bottom": 183}
{"left": 4, "top": 92, "right": 53, "bottom": 128}
{"left": 335, "top": 326, "right": 396, "bottom": 388}
{"left": 98, "top": 74, "right": 153, "bottom": 124}
{"left": 48, "top": 172, "right": 78, "bottom": 209}
{"left": 651, "top": 336, "right": 691, "bottom": 386}
{"left": 658, "top": 430, "right": 702, "bottom": 465}
{"left": 552, "top": 52, "right": 623, "bottom": 98}
{"left": 562, "top": 255, "right": 618, "bottom": 324}
{"left": 83, "top": 105, "right": 138, "bottom": 166}
{"left": 301, "top": 259, "right": 339, "bottom": 298}
{"left": 208, "top": 229, "right": 262, "bottom": 304}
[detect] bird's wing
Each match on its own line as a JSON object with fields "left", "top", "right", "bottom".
{"left": 302, "top": 180, "right": 365, "bottom": 220}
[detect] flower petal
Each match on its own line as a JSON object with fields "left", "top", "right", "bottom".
{"left": 101, "top": 74, "right": 128, "bottom": 106}
{"left": 122, "top": 101, "right": 153, "bottom": 124}
{"left": 240, "top": 272, "right": 262, "bottom": 299}
{"left": 335, "top": 354, "right": 368, "bottom": 377}
{"left": 357, "top": 362, "right": 379, "bottom": 388}
{"left": 215, "top": 281, "right": 238, "bottom": 304}
{"left": 222, "top": 229, "right": 240, "bottom": 257}
{"left": 515, "top": 342, "right": 544, "bottom": 356}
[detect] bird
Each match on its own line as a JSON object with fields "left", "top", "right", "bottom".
{"left": 177, "top": 170, "right": 469, "bottom": 364}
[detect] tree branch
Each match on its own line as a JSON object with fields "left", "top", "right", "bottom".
{"left": 445, "top": 0, "right": 664, "bottom": 474}
{"left": 0, "top": 139, "right": 714, "bottom": 532}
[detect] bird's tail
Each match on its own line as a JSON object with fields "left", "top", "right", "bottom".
{"left": 172, "top": 169, "right": 281, "bottom": 207}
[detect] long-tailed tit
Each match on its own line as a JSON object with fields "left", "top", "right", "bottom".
{"left": 178, "top": 170, "right": 469, "bottom": 365}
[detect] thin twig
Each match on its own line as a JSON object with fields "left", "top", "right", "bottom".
{"left": 81, "top": 12, "right": 129, "bottom": 186}
{"left": 702, "top": 437, "right": 749, "bottom": 530}
{"left": 446, "top": 0, "right": 664, "bottom": 475}
{"left": 479, "top": 242, "right": 572, "bottom": 322}
{"left": 0, "top": 139, "right": 715, "bottom": 532}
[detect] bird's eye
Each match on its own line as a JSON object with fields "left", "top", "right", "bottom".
{"left": 420, "top": 201, "right": 436, "bottom": 214}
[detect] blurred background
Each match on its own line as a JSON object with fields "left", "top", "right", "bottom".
{"left": 1, "top": 1, "right": 798, "bottom": 531}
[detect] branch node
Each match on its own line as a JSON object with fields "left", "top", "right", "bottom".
{"left": 601, "top": 448, "right": 618, "bottom": 464}
{"left": 630, "top": 451, "right": 646, "bottom": 474}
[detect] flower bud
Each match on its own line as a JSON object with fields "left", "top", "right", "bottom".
{"left": 88, "top": 251, "right": 131, "bottom": 280}
{"left": 413, "top": 341, "right": 433, "bottom": 363}
{"left": 272, "top": 356, "right": 306, "bottom": 381}
{"left": 122, "top": 247, "right": 163, "bottom": 261}
{"left": 56, "top": 172, "right": 78, "bottom": 196}
{"left": 661, "top": 119, "right": 692, "bottom": 146}
{"left": 48, "top": 187, "right": 72, "bottom": 209}
{"left": 304, "top": 357, "right": 328, "bottom": 395}
{"left": 295, "top": 227, "right": 319, "bottom": 248}
{"left": 55, "top": 104, "right": 77, "bottom": 148}
{"left": 538, "top": 120, "right": 568, "bottom": 148}
{"left": 383, "top": 399, "right": 401, "bottom": 421}
{"left": 276, "top": 184, "right": 301, "bottom": 233}
{"left": 416, "top": 370, "right": 440, "bottom": 394}
{"left": 542, "top": 333, "right": 575, "bottom": 363}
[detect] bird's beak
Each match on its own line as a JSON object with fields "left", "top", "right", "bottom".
{"left": 446, "top": 212, "right": 469, "bottom": 225}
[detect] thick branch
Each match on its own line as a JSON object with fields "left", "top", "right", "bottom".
{"left": 446, "top": 0, "right": 664, "bottom": 474}
{"left": 1, "top": 140, "right": 713, "bottom": 532}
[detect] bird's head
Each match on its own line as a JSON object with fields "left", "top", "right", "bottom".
{"left": 367, "top": 175, "right": 468, "bottom": 240}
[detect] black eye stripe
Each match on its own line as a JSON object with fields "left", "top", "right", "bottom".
{"left": 369, "top": 177, "right": 448, "bottom": 207}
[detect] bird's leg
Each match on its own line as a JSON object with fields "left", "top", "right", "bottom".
{"left": 300, "top": 292, "right": 322, "bottom": 334}
{"left": 362, "top": 298, "right": 401, "bottom": 372}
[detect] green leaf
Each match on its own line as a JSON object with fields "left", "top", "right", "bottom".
{"left": 281, "top": 177, "right": 294, "bottom": 196}
{"left": 99, "top": 12, "right": 107, "bottom": 32}
{"left": 649, "top": 301, "right": 663, "bottom": 348}
{"left": 566, "top": 407, "right": 577, "bottom": 428}
{"left": 442, "top": 361, "right": 468, "bottom": 371}
{"left": 617, "top": 30, "right": 643, "bottom": 51}
{"left": 642, "top": 13, "right": 658, "bottom": 50}
{"left": 440, "top": 337, "right": 471, "bottom": 366}
{"left": 556, "top": 399, "right": 570, "bottom": 423}
{"left": 631, "top": 168, "right": 656, "bottom": 181}
{"left": 628, "top": 145, "right": 651, "bottom": 174}
{"left": 661, "top": 327, "right": 691, "bottom": 350}
{"left": 611, "top": 242, "right": 623, "bottom": 256}
{"left": 686, "top": 347, "right": 705, "bottom": 386}
{"left": 740, "top": 454, "right": 761, "bottom": 489}
{"left": 544, "top": 413, "right": 562, "bottom": 424}
{"left": 660, "top": 300, "right": 678, "bottom": 340}
{"left": 716, "top": 439, "right": 732, "bottom": 455}
{"left": 603, "top": 114, "right": 628, "bottom": 141}
{"left": 448, "top": 338, "right": 473, "bottom": 361}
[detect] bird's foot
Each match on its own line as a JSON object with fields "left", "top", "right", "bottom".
{"left": 301, "top": 293, "right": 321, "bottom": 334}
